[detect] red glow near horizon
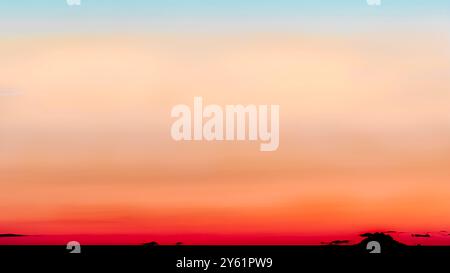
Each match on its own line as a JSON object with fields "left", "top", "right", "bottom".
{"left": 1, "top": 232, "right": 449, "bottom": 246}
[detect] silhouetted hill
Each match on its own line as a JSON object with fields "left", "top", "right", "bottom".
{"left": 355, "top": 232, "right": 406, "bottom": 254}
{"left": 0, "top": 234, "right": 25, "bottom": 237}
{"left": 143, "top": 241, "right": 159, "bottom": 247}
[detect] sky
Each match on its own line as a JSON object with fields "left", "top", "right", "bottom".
{"left": 1, "top": 0, "right": 449, "bottom": 34}
{"left": 0, "top": 0, "right": 450, "bottom": 245}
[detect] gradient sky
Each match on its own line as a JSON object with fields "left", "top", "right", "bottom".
{"left": 1, "top": 0, "right": 449, "bottom": 34}
{"left": 1, "top": 1, "right": 450, "bottom": 245}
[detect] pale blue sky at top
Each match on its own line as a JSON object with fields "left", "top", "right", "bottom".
{"left": 0, "top": 0, "right": 448, "bottom": 34}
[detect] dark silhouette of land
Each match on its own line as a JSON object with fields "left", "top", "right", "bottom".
{"left": 411, "top": 233, "right": 431, "bottom": 238}
{"left": 328, "top": 239, "right": 351, "bottom": 245}
{"left": 0, "top": 232, "right": 449, "bottom": 270}
{"left": 143, "top": 241, "right": 159, "bottom": 247}
{"left": 0, "top": 233, "right": 25, "bottom": 237}
{"left": 355, "top": 232, "right": 407, "bottom": 254}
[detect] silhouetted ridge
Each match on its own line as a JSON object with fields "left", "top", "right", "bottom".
{"left": 0, "top": 234, "right": 26, "bottom": 237}
{"left": 328, "top": 240, "right": 350, "bottom": 245}
{"left": 143, "top": 241, "right": 159, "bottom": 247}
{"left": 411, "top": 233, "right": 430, "bottom": 238}
{"left": 356, "top": 232, "right": 406, "bottom": 254}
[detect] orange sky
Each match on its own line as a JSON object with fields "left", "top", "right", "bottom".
{"left": 1, "top": 33, "right": 450, "bottom": 245}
